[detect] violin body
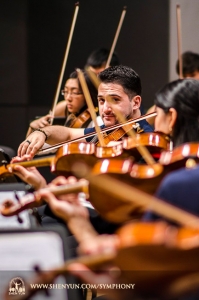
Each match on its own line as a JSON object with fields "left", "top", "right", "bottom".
{"left": 92, "top": 158, "right": 164, "bottom": 195}
{"left": 95, "top": 123, "right": 133, "bottom": 146}
{"left": 123, "top": 132, "right": 170, "bottom": 160}
{"left": 69, "top": 109, "right": 92, "bottom": 128}
{"left": 51, "top": 142, "right": 97, "bottom": 177}
{"left": 112, "top": 222, "right": 199, "bottom": 299}
{"left": 160, "top": 142, "right": 199, "bottom": 168}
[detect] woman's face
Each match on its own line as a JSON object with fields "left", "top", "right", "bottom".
{"left": 63, "top": 78, "right": 86, "bottom": 114}
{"left": 154, "top": 106, "right": 172, "bottom": 135}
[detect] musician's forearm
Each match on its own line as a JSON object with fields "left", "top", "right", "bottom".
{"left": 67, "top": 216, "right": 98, "bottom": 243}
{"left": 43, "top": 126, "right": 85, "bottom": 144}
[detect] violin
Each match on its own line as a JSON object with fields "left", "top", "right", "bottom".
{"left": 91, "top": 141, "right": 199, "bottom": 199}
{"left": 91, "top": 132, "right": 170, "bottom": 195}
{"left": 38, "top": 112, "right": 157, "bottom": 154}
{"left": 5, "top": 222, "right": 199, "bottom": 300}
{"left": 70, "top": 169, "right": 199, "bottom": 224}
{"left": 159, "top": 142, "right": 199, "bottom": 169}
{"left": 0, "top": 142, "right": 96, "bottom": 181}
{"left": 95, "top": 122, "right": 133, "bottom": 146}
{"left": 68, "top": 108, "right": 92, "bottom": 128}
{"left": 3, "top": 159, "right": 198, "bottom": 224}
{"left": 0, "top": 140, "right": 128, "bottom": 182}
{"left": 4, "top": 142, "right": 196, "bottom": 220}
{"left": 123, "top": 131, "right": 170, "bottom": 159}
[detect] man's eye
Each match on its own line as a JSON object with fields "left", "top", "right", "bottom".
{"left": 112, "top": 98, "right": 119, "bottom": 102}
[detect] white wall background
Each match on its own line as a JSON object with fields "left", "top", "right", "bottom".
{"left": 169, "top": 0, "right": 199, "bottom": 81}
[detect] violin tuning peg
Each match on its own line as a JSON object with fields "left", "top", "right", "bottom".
{"left": 17, "top": 215, "right": 23, "bottom": 224}
{"left": 33, "top": 264, "right": 42, "bottom": 274}
{"left": 14, "top": 190, "right": 20, "bottom": 202}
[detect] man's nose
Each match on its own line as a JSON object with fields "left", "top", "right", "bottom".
{"left": 103, "top": 100, "right": 112, "bottom": 111}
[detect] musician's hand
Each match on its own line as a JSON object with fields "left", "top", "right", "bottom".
{"left": 67, "top": 262, "right": 121, "bottom": 299}
{"left": 9, "top": 155, "right": 47, "bottom": 190}
{"left": 29, "top": 114, "right": 52, "bottom": 130}
{"left": 38, "top": 176, "right": 89, "bottom": 222}
{"left": 18, "top": 131, "right": 46, "bottom": 157}
{"left": 78, "top": 234, "right": 119, "bottom": 255}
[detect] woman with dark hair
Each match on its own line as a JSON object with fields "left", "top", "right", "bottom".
{"left": 143, "top": 78, "right": 199, "bottom": 223}
{"left": 26, "top": 69, "right": 102, "bottom": 137}
{"left": 154, "top": 78, "right": 199, "bottom": 147}
{"left": 57, "top": 69, "right": 100, "bottom": 127}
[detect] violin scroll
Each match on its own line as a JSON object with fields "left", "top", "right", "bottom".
{"left": 0, "top": 180, "right": 89, "bottom": 217}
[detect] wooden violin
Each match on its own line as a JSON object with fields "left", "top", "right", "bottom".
{"left": 94, "top": 122, "right": 134, "bottom": 146}
{"left": 0, "top": 142, "right": 97, "bottom": 181}
{"left": 91, "top": 141, "right": 199, "bottom": 198}
{"left": 123, "top": 131, "right": 170, "bottom": 160}
{"left": 92, "top": 158, "right": 164, "bottom": 195}
{"left": 68, "top": 108, "right": 92, "bottom": 128}
{"left": 0, "top": 140, "right": 127, "bottom": 182}
{"left": 91, "top": 132, "right": 170, "bottom": 195}
{"left": 159, "top": 142, "right": 199, "bottom": 169}
{"left": 38, "top": 112, "right": 157, "bottom": 154}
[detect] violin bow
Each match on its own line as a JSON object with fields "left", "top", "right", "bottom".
{"left": 76, "top": 69, "right": 106, "bottom": 146}
{"left": 86, "top": 68, "right": 156, "bottom": 165}
{"left": 105, "top": 6, "right": 127, "bottom": 68}
{"left": 50, "top": 2, "right": 80, "bottom": 124}
{"left": 38, "top": 111, "right": 157, "bottom": 154}
{"left": 176, "top": 4, "right": 183, "bottom": 79}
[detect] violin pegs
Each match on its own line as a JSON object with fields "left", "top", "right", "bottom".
{"left": 33, "top": 264, "right": 42, "bottom": 274}
{"left": 17, "top": 214, "right": 23, "bottom": 224}
{"left": 14, "top": 190, "right": 20, "bottom": 202}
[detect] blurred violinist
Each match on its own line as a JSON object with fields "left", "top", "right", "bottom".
{"left": 153, "top": 78, "right": 199, "bottom": 147}
{"left": 176, "top": 51, "right": 199, "bottom": 80}
{"left": 146, "top": 51, "right": 199, "bottom": 126}
{"left": 18, "top": 65, "right": 153, "bottom": 157}
{"left": 85, "top": 47, "right": 120, "bottom": 75}
{"left": 143, "top": 78, "right": 199, "bottom": 222}
{"left": 26, "top": 69, "right": 102, "bottom": 138}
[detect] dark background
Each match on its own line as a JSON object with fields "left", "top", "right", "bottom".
{"left": 0, "top": 0, "right": 169, "bottom": 152}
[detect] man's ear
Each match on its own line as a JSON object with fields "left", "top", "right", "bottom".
{"left": 168, "top": 108, "right": 177, "bottom": 130}
{"left": 132, "top": 95, "right": 141, "bottom": 109}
